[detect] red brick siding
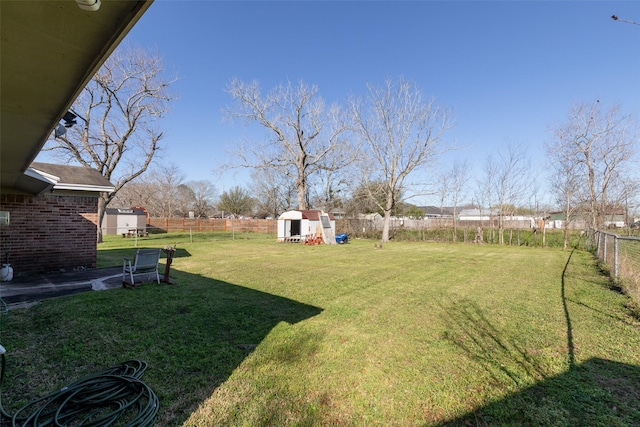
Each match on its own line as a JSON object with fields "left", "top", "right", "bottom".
{"left": 0, "top": 193, "right": 98, "bottom": 277}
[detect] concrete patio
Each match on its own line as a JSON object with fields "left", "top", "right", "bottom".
{"left": 1, "top": 267, "right": 125, "bottom": 309}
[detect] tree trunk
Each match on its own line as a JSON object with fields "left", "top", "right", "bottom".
{"left": 563, "top": 198, "right": 571, "bottom": 250}
{"left": 380, "top": 190, "right": 395, "bottom": 243}
{"left": 96, "top": 193, "right": 107, "bottom": 243}
{"left": 452, "top": 208, "right": 458, "bottom": 243}
{"left": 296, "top": 176, "right": 308, "bottom": 210}
{"left": 381, "top": 210, "right": 391, "bottom": 243}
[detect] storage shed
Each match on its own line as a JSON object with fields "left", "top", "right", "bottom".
{"left": 277, "top": 210, "right": 336, "bottom": 244}
{"left": 103, "top": 207, "right": 147, "bottom": 236}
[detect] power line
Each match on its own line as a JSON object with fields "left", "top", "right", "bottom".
{"left": 611, "top": 15, "right": 640, "bottom": 26}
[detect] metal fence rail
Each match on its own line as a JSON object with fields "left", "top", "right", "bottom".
{"left": 595, "top": 231, "right": 640, "bottom": 302}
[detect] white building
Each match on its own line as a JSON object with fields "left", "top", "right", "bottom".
{"left": 277, "top": 210, "right": 336, "bottom": 243}
{"left": 103, "top": 207, "right": 148, "bottom": 235}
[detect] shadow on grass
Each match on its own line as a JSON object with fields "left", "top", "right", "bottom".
{"left": 96, "top": 246, "right": 192, "bottom": 268}
{"left": 437, "top": 249, "right": 640, "bottom": 426}
{"left": 438, "top": 357, "right": 640, "bottom": 426}
{"left": 2, "top": 268, "right": 323, "bottom": 426}
{"left": 130, "top": 272, "right": 323, "bottom": 425}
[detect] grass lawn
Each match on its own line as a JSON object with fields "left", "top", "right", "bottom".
{"left": 2, "top": 234, "right": 639, "bottom": 426}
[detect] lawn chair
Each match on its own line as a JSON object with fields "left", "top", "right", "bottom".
{"left": 122, "top": 248, "right": 161, "bottom": 286}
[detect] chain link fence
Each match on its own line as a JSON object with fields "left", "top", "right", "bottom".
{"left": 595, "top": 231, "right": 640, "bottom": 309}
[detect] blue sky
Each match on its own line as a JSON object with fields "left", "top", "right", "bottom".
{"left": 40, "top": 1, "right": 640, "bottom": 206}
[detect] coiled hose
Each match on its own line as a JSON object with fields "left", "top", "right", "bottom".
{"left": 0, "top": 354, "right": 159, "bottom": 426}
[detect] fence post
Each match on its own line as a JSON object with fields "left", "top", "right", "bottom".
{"left": 613, "top": 235, "right": 618, "bottom": 278}
{"left": 603, "top": 232, "right": 607, "bottom": 264}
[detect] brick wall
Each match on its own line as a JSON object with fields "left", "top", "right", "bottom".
{"left": 0, "top": 193, "right": 98, "bottom": 277}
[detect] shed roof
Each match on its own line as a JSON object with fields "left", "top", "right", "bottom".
{"left": 279, "top": 210, "right": 335, "bottom": 221}
{"left": 419, "top": 206, "right": 453, "bottom": 217}
{"left": 458, "top": 208, "right": 500, "bottom": 217}
{"left": 105, "top": 207, "right": 146, "bottom": 215}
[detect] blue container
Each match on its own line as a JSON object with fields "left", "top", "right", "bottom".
{"left": 335, "top": 233, "right": 348, "bottom": 244}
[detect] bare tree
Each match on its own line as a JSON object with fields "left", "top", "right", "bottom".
{"left": 447, "top": 159, "right": 471, "bottom": 242}
{"left": 185, "top": 180, "right": 217, "bottom": 218}
{"left": 144, "top": 163, "right": 186, "bottom": 218}
{"left": 475, "top": 158, "right": 498, "bottom": 241}
{"left": 310, "top": 142, "right": 356, "bottom": 212}
{"left": 435, "top": 168, "right": 450, "bottom": 228}
{"left": 225, "top": 78, "right": 349, "bottom": 210}
{"left": 110, "top": 165, "right": 213, "bottom": 218}
{"left": 482, "top": 143, "right": 531, "bottom": 245}
{"left": 250, "top": 168, "right": 296, "bottom": 219}
{"left": 110, "top": 179, "right": 155, "bottom": 210}
{"left": 550, "top": 101, "right": 637, "bottom": 235}
{"left": 350, "top": 77, "right": 454, "bottom": 243}
{"left": 620, "top": 180, "right": 640, "bottom": 231}
{"left": 545, "top": 137, "right": 582, "bottom": 249}
{"left": 43, "top": 45, "right": 177, "bottom": 241}
{"left": 434, "top": 158, "right": 470, "bottom": 232}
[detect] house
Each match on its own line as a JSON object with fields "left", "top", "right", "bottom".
{"left": 547, "top": 212, "right": 587, "bottom": 230}
{"left": 456, "top": 208, "right": 537, "bottom": 228}
{"left": 1, "top": 163, "right": 115, "bottom": 275}
{"left": 329, "top": 208, "right": 346, "bottom": 220}
{"left": 277, "top": 210, "right": 336, "bottom": 244}
{"left": 419, "top": 206, "right": 453, "bottom": 218}
{"left": 0, "top": 1, "right": 152, "bottom": 276}
{"left": 603, "top": 214, "right": 625, "bottom": 229}
{"left": 457, "top": 208, "right": 498, "bottom": 221}
{"left": 355, "top": 212, "right": 385, "bottom": 231}
{"left": 548, "top": 211, "right": 625, "bottom": 229}
{"left": 103, "top": 207, "right": 148, "bottom": 236}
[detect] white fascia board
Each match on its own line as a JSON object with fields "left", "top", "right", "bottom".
{"left": 53, "top": 183, "right": 115, "bottom": 193}
{"left": 25, "top": 167, "right": 60, "bottom": 185}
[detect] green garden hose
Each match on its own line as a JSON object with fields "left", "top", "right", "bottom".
{"left": 0, "top": 351, "right": 159, "bottom": 427}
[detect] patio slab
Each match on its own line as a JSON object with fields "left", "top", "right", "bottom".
{"left": 0, "top": 267, "right": 125, "bottom": 309}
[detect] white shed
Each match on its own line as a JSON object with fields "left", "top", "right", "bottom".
{"left": 103, "top": 207, "right": 148, "bottom": 235}
{"left": 277, "top": 210, "right": 336, "bottom": 244}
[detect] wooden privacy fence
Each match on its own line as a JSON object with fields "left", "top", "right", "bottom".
{"left": 147, "top": 218, "right": 277, "bottom": 234}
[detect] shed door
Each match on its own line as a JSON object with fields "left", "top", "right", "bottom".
{"left": 117, "top": 215, "right": 134, "bottom": 234}
{"left": 290, "top": 220, "right": 301, "bottom": 236}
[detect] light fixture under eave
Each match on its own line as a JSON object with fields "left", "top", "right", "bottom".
{"left": 63, "top": 111, "right": 77, "bottom": 128}
{"left": 76, "top": 0, "right": 101, "bottom": 12}
{"left": 54, "top": 124, "right": 67, "bottom": 138}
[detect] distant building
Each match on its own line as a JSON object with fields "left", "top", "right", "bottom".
{"left": 277, "top": 210, "right": 336, "bottom": 243}
{"left": 458, "top": 208, "right": 498, "bottom": 221}
{"left": 103, "top": 207, "right": 148, "bottom": 235}
{"left": 329, "top": 209, "right": 346, "bottom": 219}
{"left": 418, "top": 206, "right": 453, "bottom": 218}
